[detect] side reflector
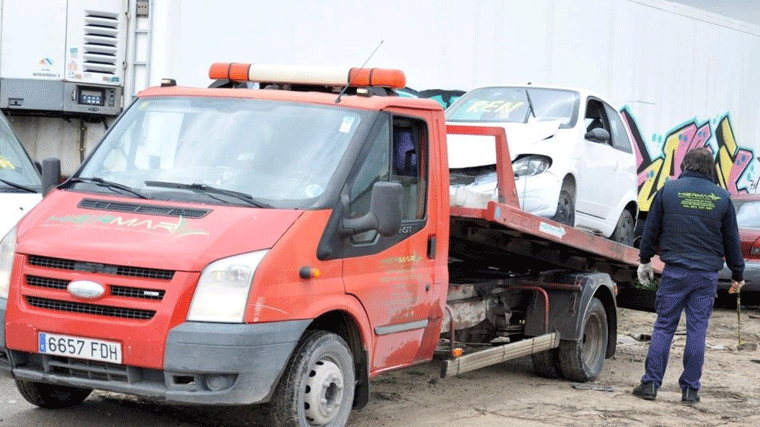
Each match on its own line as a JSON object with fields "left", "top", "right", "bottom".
{"left": 209, "top": 63, "right": 405, "bottom": 88}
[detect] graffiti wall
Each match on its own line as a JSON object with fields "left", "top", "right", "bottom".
{"left": 621, "top": 108, "right": 758, "bottom": 212}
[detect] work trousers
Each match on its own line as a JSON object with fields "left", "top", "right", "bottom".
{"left": 641, "top": 264, "right": 717, "bottom": 391}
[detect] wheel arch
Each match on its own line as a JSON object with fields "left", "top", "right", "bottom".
{"left": 561, "top": 174, "right": 576, "bottom": 197}
{"left": 306, "top": 309, "right": 371, "bottom": 409}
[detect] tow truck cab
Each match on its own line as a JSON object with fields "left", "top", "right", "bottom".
{"left": 0, "top": 64, "right": 451, "bottom": 425}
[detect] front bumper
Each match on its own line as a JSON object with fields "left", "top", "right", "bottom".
{"left": 0, "top": 307, "right": 310, "bottom": 405}
{"left": 450, "top": 170, "right": 561, "bottom": 216}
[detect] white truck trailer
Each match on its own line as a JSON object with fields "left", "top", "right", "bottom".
{"left": 2, "top": 0, "right": 759, "bottom": 203}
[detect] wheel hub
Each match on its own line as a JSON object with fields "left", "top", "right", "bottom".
{"left": 304, "top": 360, "right": 344, "bottom": 425}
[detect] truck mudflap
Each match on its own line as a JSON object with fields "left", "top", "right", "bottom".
{"left": 2, "top": 318, "right": 311, "bottom": 405}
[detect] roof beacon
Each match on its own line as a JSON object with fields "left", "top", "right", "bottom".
{"left": 208, "top": 63, "right": 406, "bottom": 89}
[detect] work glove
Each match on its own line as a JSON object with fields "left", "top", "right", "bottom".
{"left": 637, "top": 262, "right": 654, "bottom": 283}
{"left": 729, "top": 280, "right": 746, "bottom": 294}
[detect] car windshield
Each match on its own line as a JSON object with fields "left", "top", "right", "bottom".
{"left": 0, "top": 112, "right": 40, "bottom": 190}
{"left": 76, "top": 97, "right": 368, "bottom": 208}
{"left": 446, "top": 87, "right": 580, "bottom": 127}
{"left": 734, "top": 199, "right": 760, "bottom": 229}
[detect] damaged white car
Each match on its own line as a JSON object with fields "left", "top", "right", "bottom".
{"left": 446, "top": 86, "right": 638, "bottom": 246}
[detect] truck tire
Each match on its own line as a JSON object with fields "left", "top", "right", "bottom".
{"left": 531, "top": 348, "right": 562, "bottom": 379}
{"left": 269, "top": 330, "right": 355, "bottom": 427}
{"left": 558, "top": 297, "right": 608, "bottom": 382}
{"left": 15, "top": 380, "right": 91, "bottom": 409}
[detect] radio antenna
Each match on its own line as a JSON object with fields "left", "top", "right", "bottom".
{"left": 335, "top": 40, "right": 384, "bottom": 103}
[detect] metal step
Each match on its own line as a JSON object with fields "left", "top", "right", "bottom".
{"left": 441, "top": 332, "right": 559, "bottom": 378}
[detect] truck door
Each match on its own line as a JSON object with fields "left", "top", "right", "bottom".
{"left": 341, "top": 112, "right": 440, "bottom": 372}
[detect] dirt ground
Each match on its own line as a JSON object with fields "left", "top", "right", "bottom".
{"left": 346, "top": 304, "right": 760, "bottom": 427}
{"left": 9, "top": 304, "right": 758, "bottom": 427}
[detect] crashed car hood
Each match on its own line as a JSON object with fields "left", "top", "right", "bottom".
{"left": 447, "top": 121, "right": 563, "bottom": 168}
{"left": 16, "top": 190, "right": 302, "bottom": 272}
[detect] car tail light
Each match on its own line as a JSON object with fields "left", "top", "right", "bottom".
{"left": 750, "top": 238, "right": 760, "bottom": 258}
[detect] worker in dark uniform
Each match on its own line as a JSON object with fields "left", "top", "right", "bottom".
{"left": 633, "top": 147, "right": 744, "bottom": 404}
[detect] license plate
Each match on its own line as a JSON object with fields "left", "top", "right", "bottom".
{"left": 38, "top": 332, "right": 122, "bottom": 364}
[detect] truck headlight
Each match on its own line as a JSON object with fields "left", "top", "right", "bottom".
{"left": 513, "top": 155, "right": 551, "bottom": 177}
{"left": 0, "top": 226, "right": 17, "bottom": 299}
{"left": 187, "top": 250, "right": 268, "bottom": 323}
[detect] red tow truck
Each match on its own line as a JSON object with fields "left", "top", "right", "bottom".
{"left": 0, "top": 64, "right": 657, "bottom": 427}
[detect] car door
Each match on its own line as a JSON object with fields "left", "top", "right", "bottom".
{"left": 340, "top": 112, "right": 441, "bottom": 372}
{"left": 604, "top": 103, "right": 637, "bottom": 220}
{"left": 576, "top": 98, "right": 617, "bottom": 222}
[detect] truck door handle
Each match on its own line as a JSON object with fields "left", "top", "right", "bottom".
{"left": 427, "top": 235, "right": 436, "bottom": 259}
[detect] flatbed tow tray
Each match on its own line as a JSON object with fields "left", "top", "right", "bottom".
{"left": 446, "top": 124, "right": 662, "bottom": 281}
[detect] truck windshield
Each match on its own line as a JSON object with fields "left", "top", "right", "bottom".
{"left": 0, "top": 112, "right": 40, "bottom": 192}
{"left": 77, "top": 97, "right": 368, "bottom": 208}
{"left": 446, "top": 87, "right": 579, "bottom": 127}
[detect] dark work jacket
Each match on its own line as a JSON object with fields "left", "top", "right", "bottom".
{"left": 639, "top": 170, "right": 744, "bottom": 281}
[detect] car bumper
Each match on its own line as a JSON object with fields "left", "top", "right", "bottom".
{"left": 718, "top": 260, "right": 760, "bottom": 292}
{"left": 514, "top": 173, "right": 562, "bottom": 217}
{"left": 450, "top": 171, "right": 561, "bottom": 216}
{"left": 0, "top": 301, "right": 310, "bottom": 405}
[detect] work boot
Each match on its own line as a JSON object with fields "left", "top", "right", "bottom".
{"left": 682, "top": 388, "right": 700, "bottom": 404}
{"left": 632, "top": 381, "right": 657, "bottom": 400}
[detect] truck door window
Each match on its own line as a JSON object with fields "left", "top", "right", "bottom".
{"left": 392, "top": 118, "right": 427, "bottom": 221}
{"left": 348, "top": 115, "right": 428, "bottom": 245}
{"left": 349, "top": 120, "right": 390, "bottom": 243}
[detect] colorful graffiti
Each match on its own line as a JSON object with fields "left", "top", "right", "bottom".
{"left": 621, "top": 108, "right": 756, "bottom": 212}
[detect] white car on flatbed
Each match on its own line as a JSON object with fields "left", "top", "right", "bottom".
{"left": 446, "top": 85, "right": 639, "bottom": 246}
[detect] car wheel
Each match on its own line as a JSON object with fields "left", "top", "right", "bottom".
{"left": 611, "top": 210, "right": 635, "bottom": 246}
{"left": 268, "top": 330, "right": 355, "bottom": 427}
{"left": 552, "top": 188, "right": 575, "bottom": 226}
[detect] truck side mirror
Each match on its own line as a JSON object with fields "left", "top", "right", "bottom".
{"left": 40, "top": 158, "right": 61, "bottom": 196}
{"left": 341, "top": 181, "right": 402, "bottom": 237}
{"left": 585, "top": 128, "right": 611, "bottom": 143}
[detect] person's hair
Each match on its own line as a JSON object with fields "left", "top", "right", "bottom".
{"left": 681, "top": 148, "right": 714, "bottom": 176}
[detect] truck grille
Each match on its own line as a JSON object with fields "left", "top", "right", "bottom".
{"left": 27, "top": 255, "right": 174, "bottom": 281}
{"left": 48, "top": 356, "right": 129, "bottom": 382}
{"left": 25, "top": 296, "right": 156, "bottom": 320}
{"left": 25, "top": 276, "right": 166, "bottom": 301}
{"left": 9, "top": 351, "right": 165, "bottom": 385}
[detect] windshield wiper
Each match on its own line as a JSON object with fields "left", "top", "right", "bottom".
{"left": 68, "top": 177, "right": 149, "bottom": 199}
{"left": 523, "top": 89, "right": 537, "bottom": 123}
{"left": 144, "top": 181, "right": 273, "bottom": 208}
{"left": 0, "top": 178, "right": 37, "bottom": 193}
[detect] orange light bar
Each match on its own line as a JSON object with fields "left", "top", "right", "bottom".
{"left": 348, "top": 67, "right": 406, "bottom": 88}
{"left": 209, "top": 63, "right": 406, "bottom": 88}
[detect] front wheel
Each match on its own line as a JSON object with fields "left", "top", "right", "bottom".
{"left": 15, "top": 380, "right": 92, "bottom": 409}
{"left": 558, "top": 298, "right": 608, "bottom": 382}
{"left": 610, "top": 210, "right": 635, "bottom": 246}
{"left": 269, "top": 330, "right": 355, "bottom": 427}
{"left": 551, "top": 188, "right": 575, "bottom": 226}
